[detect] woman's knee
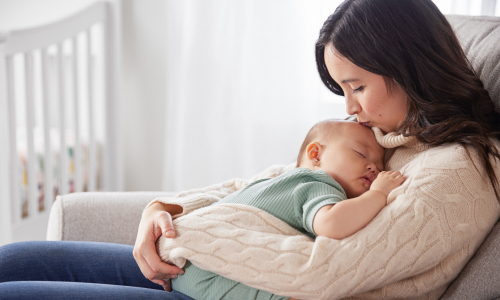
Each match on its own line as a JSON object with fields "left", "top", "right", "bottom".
{"left": 0, "top": 241, "right": 79, "bottom": 282}
{"left": 0, "top": 241, "right": 41, "bottom": 264}
{"left": 0, "top": 242, "right": 43, "bottom": 282}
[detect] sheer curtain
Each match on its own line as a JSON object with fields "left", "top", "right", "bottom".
{"left": 162, "top": 0, "right": 346, "bottom": 191}
{"left": 162, "top": 0, "right": 499, "bottom": 192}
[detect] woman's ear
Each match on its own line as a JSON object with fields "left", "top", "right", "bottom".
{"left": 306, "top": 142, "right": 321, "bottom": 167}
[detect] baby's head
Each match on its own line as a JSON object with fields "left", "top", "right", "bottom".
{"left": 297, "top": 120, "right": 384, "bottom": 198}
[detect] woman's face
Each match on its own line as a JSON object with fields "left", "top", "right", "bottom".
{"left": 324, "top": 44, "right": 409, "bottom": 134}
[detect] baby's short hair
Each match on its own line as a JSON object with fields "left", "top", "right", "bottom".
{"left": 296, "top": 119, "right": 348, "bottom": 167}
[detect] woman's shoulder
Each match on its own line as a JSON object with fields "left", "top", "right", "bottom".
{"left": 391, "top": 142, "right": 500, "bottom": 207}
{"left": 388, "top": 141, "right": 499, "bottom": 238}
{"left": 396, "top": 140, "right": 499, "bottom": 173}
{"left": 419, "top": 139, "right": 500, "bottom": 172}
{"left": 420, "top": 143, "right": 483, "bottom": 170}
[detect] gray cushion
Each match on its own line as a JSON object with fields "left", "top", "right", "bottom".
{"left": 439, "top": 221, "right": 500, "bottom": 300}
{"left": 447, "top": 15, "right": 500, "bottom": 111}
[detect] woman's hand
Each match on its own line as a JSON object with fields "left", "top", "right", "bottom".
{"left": 133, "top": 202, "right": 185, "bottom": 290}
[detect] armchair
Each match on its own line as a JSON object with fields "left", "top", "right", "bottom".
{"left": 46, "top": 192, "right": 174, "bottom": 245}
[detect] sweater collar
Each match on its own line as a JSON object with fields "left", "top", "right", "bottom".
{"left": 372, "top": 127, "right": 420, "bottom": 149}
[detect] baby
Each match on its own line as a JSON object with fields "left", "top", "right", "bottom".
{"left": 171, "top": 119, "right": 405, "bottom": 299}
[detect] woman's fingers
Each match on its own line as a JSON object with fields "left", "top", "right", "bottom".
{"left": 162, "top": 279, "right": 173, "bottom": 292}
{"left": 152, "top": 279, "right": 166, "bottom": 286}
{"left": 140, "top": 213, "right": 184, "bottom": 279}
{"left": 134, "top": 244, "right": 172, "bottom": 281}
{"left": 141, "top": 241, "right": 184, "bottom": 278}
{"left": 133, "top": 203, "right": 184, "bottom": 287}
{"left": 157, "top": 211, "right": 176, "bottom": 238}
{"left": 134, "top": 239, "right": 183, "bottom": 283}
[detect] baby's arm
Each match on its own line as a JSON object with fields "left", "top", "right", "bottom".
{"left": 313, "top": 171, "right": 404, "bottom": 239}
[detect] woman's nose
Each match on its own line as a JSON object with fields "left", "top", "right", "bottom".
{"left": 345, "top": 95, "right": 361, "bottom": 116}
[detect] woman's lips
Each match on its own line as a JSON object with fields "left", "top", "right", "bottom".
{"left": 359, "top": 122, "right": 371, "bottom": 128}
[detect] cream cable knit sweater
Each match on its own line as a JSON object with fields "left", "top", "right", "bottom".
{"left": 151, "top": 130, "right": 500, "bottom": 300}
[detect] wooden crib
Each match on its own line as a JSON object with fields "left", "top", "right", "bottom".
{"left": 0, "top": 1, "right": 121, "bottom": 246}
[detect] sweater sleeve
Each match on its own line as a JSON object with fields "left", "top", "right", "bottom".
{"left": 145, "top": 164, "right": 293, "bottom": 218}
{"left": 157, "top": 145, "right": 500, "bottom": 300}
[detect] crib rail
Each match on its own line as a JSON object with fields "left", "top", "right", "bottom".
{"left": 0, "top": 1, "right": 120, "bottom": 245}
{"left": 1, "top": 4, "right": 106, "bottom": 55}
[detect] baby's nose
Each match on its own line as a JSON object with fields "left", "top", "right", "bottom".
{"left": 368, "top": 164, "right": 379, "bottom": 174}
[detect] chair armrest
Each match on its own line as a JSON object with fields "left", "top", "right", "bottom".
{"left": 46, "top": 191, "right": 176, "bottom": 245}
{"left": 439, "top": 220, "right": 500, "bottom": 299}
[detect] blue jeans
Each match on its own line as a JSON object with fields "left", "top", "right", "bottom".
{"left": 0, "top": 241, "right": 194, "bottom": 300}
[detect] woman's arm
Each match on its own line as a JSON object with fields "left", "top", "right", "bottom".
{"left": 133, "top": 165, "right": 291, "bottom": 289}
{"left": 133, "top": 202, "right": 184, "bottom": 289}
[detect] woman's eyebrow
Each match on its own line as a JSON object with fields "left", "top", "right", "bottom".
{"left": 341, "top": 78, "right": 360, "bottom": 83}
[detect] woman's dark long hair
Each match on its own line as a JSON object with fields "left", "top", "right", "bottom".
{"left": 316, "top": 0, "right": 500, "bottom": 198}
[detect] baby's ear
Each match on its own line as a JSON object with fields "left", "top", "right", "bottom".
{"left": 306, "top": 142, "right": 321, "bottom": 166}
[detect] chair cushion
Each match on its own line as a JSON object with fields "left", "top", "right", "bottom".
{"left": 447, "top": 15, "right": 500, "bottom": 111}
{"left": 439, "top": 221, "right": 500, "bottom": 299}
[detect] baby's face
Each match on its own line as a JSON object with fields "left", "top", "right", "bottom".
{"left": 318, "top": 123, "right": 384, "bottom": 198}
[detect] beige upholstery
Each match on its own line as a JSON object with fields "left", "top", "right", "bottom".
{"left": 46, "top": 192, "right": 175, "bottom": 245}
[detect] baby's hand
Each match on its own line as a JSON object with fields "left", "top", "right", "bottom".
{"left": 370, "top": 171, "right": 404, "bottom": 197}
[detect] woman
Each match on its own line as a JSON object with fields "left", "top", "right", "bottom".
{"left": 1, "top": 0, "right": 499, "bottom": 299}
{"left": 135, "top": 0, "right": 500, "bottom": 298}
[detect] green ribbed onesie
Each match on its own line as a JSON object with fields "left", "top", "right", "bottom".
{"left": 172, "top": 168, "right": 347, "bottom": 300}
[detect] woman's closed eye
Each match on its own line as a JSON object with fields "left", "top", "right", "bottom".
{"left": 353, "top": 85, "right": 364, "bottom": 93}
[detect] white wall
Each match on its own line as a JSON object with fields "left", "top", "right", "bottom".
{"left": 121, "top": 0, "right": 166, "bottom": 191}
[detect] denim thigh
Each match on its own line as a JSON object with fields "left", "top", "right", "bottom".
{"left": 0, "top": 241, "right": 193, "bottom": 299}
{"left": 0, "top": 241, "right": 159, "bottom": 288}
{"left": 0, "top": 281, "right": 193, "bottom": 300}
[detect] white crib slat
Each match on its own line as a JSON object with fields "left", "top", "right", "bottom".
{"left": 72, "top": 37, "right": 82, "bottom": 193}
{"left": 57, "top": 43, "right": 69, "bottom": 196}
{"left": 86, "top": 29, "right": 97, "bottom": 192}
{"left": 24, "top": 52, "right": 38, "bottom": 219}
{"left": 103, "top": 9, "right": 120, "bottom": 192}
{"left": 41, "top": 48, "right": 53, "bottom": 210}
{"left": 3, "top": 3, "right": 107, "bottom": 55}
{"left": 6, "top": 55, "right": 20, "bottom": 224}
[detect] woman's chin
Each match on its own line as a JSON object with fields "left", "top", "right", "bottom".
{"left": 375, "top": 125, "right": 395, "bottom": 134}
